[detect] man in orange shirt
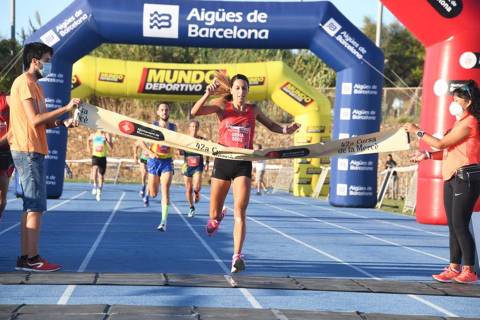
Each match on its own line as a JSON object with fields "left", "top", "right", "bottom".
{"left": 9, "top": 42, "right": 80, "bottom": 272}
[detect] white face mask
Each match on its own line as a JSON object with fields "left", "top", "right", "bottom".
{"left": 449, "top": 101, "right": 464, "bottom": 119}
{"left": 39, "top": 62, "right": 52, "bottom": 78}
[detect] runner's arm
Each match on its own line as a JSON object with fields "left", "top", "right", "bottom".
{"left": 256, "top": 107, "right": 300, "bottom": 134}
{"left": 191, "top": 82, "right": 223, "bottom": 116}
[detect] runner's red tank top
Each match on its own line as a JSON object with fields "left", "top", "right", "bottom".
{"left": 218, "top": 101, "right": 256, "bottom": 149}
{"left": 0, "top": 94, "right": 10, "bottom": 151}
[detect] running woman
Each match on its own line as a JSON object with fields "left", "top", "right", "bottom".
{"left": 140, "top": 103, "right": 176, "bottom": 232}
{"left": 87, "top": 130, "right": 113, "bottom": 201}
{"left": 181, "top": 119, "right": 210, "bottom": 218}
{"left": 191, "top": 73, "right": 299, "bottom": 273}
{"left": 133, "top": 140, "right": 151, "bottom": 207}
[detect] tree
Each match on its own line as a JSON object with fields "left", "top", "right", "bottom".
{"left": 362, "top": 17, "right": 425, "bottom": 87}
{"left": 0, "top": 39, "right": 23, "bottom": 93}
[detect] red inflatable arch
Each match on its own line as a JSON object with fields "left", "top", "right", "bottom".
{"left": 381, "top": 0, "right": 480, "bottom": 224}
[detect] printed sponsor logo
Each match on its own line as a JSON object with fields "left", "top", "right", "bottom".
{"left": 349, "top": 160, "right": 374, "bottom": 171}
{"left": 427, "top": 0, "right": 463, "bottom": 18}
{"left": 248, "top": 76, "right": 265, "bottom": 86}
{"left": 322, "top": 18, "right": 341, "bottom": 37}
{"left": 71, "top": 75, "right": 81, "bottom": 90}
{"left": 447, "top": 80, "right": 471, "bottom": 94}
{"left": 98, "top": 72, "right": 125, "bottom": 83}
{"left": 40, "top": 30, "right": 60, "bottom": 47}
{"left": 56, "top": 9, "right": 88, "bottom": 37}
{"left": 349, "top": 185, "right": 373, "bottom": 196}
{"left": 119, "top": 121, "right": 135, "bottom": 135}
{"left": 265, "top": 148, "right": 310, "bottom": 159}
{"left": 306, "top": 167, "right": 322, "bottom": 175}
{"left": 337, "top": 183, "right": 348, "bottom": 196}
{"left": 337, "top": 158, "right": 349, "bottom": 171}
{"left": 280, "top": 82, "right": 314, "bottom": 106}
{"left": 353, "top": 83, "right": 378, "bottom": 95}
{"left": 297, "top": 177, "right": 312, "bottom": 185}
{"left": 340, "top": 107, "right": 351, "bottom": 120}
{"left": 341, "top": 82, "right": 352, "bottom": 95}
{"left": 143, "top": 4, "right": 179, "bottom": 38}
{"left": 186, "top": 8, "right": 269, "bottom": 40}
{"left": 294, "top": 137, "right": 312, "bottom": 144}
{"left": 138, "top": 68, "right": 217, "bottom": 95}
{"left": 338, "top": 133, "right": 350, "bottom": 139}
{"left": 320, "top": 157, "right": 330, "bottom": 164}
{"left": 459, "top": 52, "right": 480, "bottom": 69}
{"left": 118, "top": 120, "right": 166, "bottom": 142}
{"left": 306, "top": 126, "right": 326, "bottom": 133}
{"left": 351, "top": 109, "right": 376, "bottom": 121}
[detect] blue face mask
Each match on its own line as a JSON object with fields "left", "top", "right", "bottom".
{"left": 39, "top": 62, "right": 52, "bottom": 78}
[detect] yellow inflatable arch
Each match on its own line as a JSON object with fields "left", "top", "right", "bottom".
{"left": 71, "top": 56, "right": 331, "bottom": 196}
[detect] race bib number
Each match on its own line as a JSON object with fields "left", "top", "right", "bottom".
{"left": 226, "top": 125, "right": 251, "bottom": 148}
{"left": 187, "top": 156, "right": 201, "bottom": 167}
{"left": 95, "top": 145, "right": 104, "bottom": 152}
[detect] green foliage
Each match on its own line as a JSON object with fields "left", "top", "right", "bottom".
{"left": 362, "top": 17, "right": 425, "bottom": 87}
{"left": 0, "top": 39, "right": 23, "bottom": 93}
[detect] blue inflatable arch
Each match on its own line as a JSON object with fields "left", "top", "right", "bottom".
{"left": 27, "top": 0, "right": 384, "bottom": 207}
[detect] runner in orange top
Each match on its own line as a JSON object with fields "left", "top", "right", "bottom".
{"left": 191, "top": 73, "right": 300, "bottom": 273}
{"left": 404, "top": 80, "right": 480, "bottom": 284}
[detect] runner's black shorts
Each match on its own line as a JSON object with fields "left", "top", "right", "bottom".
{"left": 212, "top": 158, "right": 252, "bottom": 181}
{"left": 92, "top": 156, "right": 107, "bottom": 175}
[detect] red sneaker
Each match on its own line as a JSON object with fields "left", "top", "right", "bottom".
{"left": 24, "top": 256, "right": 61, "bottom": 272}
{"left": 206, "top": 207, "right": 227, "bottom": 236}
{"left": 454, "top": 267, "right": 478, "bottom": 284}
{"left": 432, "top": 266, "right": 461, "bottom": 283}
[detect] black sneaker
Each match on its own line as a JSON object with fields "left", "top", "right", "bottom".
{"left": 15, "top": 256, "right": 28, "bottom": 271}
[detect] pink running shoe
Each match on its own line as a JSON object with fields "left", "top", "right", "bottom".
{"left": 454, "top": 267, "right": 478, "bottom": 284}
{"left": 231, "top": 254, "right": 246, "bottom": 273}
{"left": 432, "top": 266, "right": 461, "bottom": 283}
{"left": 206, "top": 207, "right": 227, "bottom": 236}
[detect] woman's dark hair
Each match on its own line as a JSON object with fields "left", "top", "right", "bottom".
{"left": 453, "top": 80, "right": 480, "bottom": 122}
{"left": 22, "top": 42, "right": 54, "bottom": 70}
{"left": 225, "top": 74, "right": 249, "bottom": 101}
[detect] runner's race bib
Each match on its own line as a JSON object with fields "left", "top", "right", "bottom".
{"left": 227, "top": 125, "right": 251, "bottom": 149}
{"left": 187, "top": 156, "right": 201, "bottom": 167}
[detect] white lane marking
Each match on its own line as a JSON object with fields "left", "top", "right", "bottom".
{"left": 253, "top": 199, "right": 449, "bottom": 262}
{"left": 0, "top": 191, "right": 87, "bottom": 237}
{"left": 276, "top": 196, "right": 447, "bottom": 237}
{"left": 57, "top": 192, "right": 125, "bottom": 305}
{"left": 250, "top": 197, "right": 455, "bottom": 317}
{"left": 171, "top": 201, "right": 262, "bottom": 309}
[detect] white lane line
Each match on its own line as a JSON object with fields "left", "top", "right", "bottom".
{"left": 248, "top": 216, "right": 379, "bottom": 279}
{"left": 254, "top": 199, "right": 449, "bottom": 262}
{"left": 0, "top": 191, "right": 87, "bottom": 237}
{"left": 249, "top": 198, "right": 456, "bottom": 317}
{"left": 275, "top": 196, "right": 447, "bottom": 237}
{"left": 171, "top": 201, "right": 263, "bottom": 309}
{"left": 57, "top": 192, "right": 125, "bottom": 305}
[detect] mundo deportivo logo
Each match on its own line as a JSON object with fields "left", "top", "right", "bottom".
{"left": 143, "top": 4, "right": 179, "bottom": 38}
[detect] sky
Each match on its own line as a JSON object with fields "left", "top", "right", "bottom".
{"left": 0, "top": 0, "right": 399, "bottom": 41}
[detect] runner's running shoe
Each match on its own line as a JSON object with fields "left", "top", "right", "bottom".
{"left": 96, "top": 189, "right": 102, "bottom": 202}
{"left": 454, "top": 267, "right": 478, "bottom": 284}
{"left": 231, "top": 254, "right": 246, "bottom": 273}
{"left": 188, "top": 207, "right": 196, "bottom": 218}
{"left": 14, "top": 256, "right": 28, "bottom": 271}
{"left": 206, "top": 207, "right": 227, "bottom": 236}
{"left": 157, "top": 222, "right": 166, "bottom": 232}
{"left": 23, "top": 255, "right": 61, "bottom": 272}
{"left": 91, "top": 187, "right": 97, "bottom": 195}
{"left": 143, "top": 196, "right": 149, "bottom": 207}
{"left": 432, "top": 266, "right": 461, "bottom": 283}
